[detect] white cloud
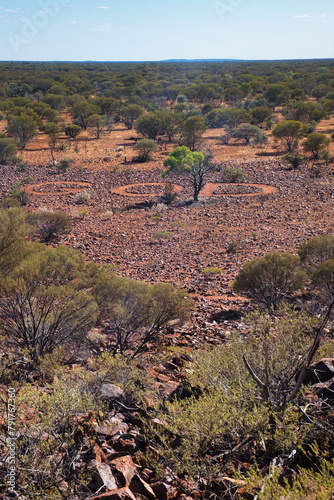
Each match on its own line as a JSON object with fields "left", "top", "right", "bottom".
{"left": 317, "top": 13, "right": 327, "bottom": 18}
{"left": 93, "top": 22, "right": 131, "bottom": 33}
{"left": 93, "top": 22, "right": 113, "bottom": 31}
{"left": 5, "top": 9, "right": 17, "bottom": 12}
{"left": 98, "top": 6, "right": 109, "bottom": 9}
{"left": 294, "top": 14, "right": 311, "bottom": 18}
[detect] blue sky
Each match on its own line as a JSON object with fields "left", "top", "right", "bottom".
{"left": 0, "top": 0, "right": 333, "bottom": 61}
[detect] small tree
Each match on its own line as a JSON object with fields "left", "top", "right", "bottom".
{"left": 180, "top": 115, "right": 206, "bottom": 151}
{"left": 70, "top": 100, "right": 99, "bottom": 130}
{"left": 121, "top": 104, "right": 144, "bottom": 130}
{"left": 282, "top": 153, "right": 305, "bottom": 170}
{"left": 0, "top": 137, "right": 18, "bottom": 164}
{"left": 163, "top": 146, "right": 215, "bottom": 202}
{"left": 231, "top": 123, "right": 265, "bottom": 144}
{"left": 133, "top": 138, "right": 158, "bottom": 162}
{"left": 87, "top": 113, "right": 106, "bottom": 139}
{"left": 233, "top": 252, "right": 307, "bottom": 310}
{"left": 7, "top": 110, "right": 38, "bottom": 149}
{"left": 302, "top": 132, "right": 330, "bottom": 159}
{"left": 251, "top": 106, "right": 273, "bottom": 127}
{"left": 135, "top": 112, "right": 163, "bottom": 140}
{"left": 64, "top": 124, "right": 82, "bottom": 139}
{"left": 43, "top": 122, "right": 61, "bottom": 165}
{"left": 272, "top": 120, "right": 308, "bottom": 152}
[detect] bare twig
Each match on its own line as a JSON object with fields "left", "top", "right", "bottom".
{"left": 286, "top": 299, "right": 334, "bottom": 404}
{"left": 243, "top": 354, "right": 271, "bottom": 401}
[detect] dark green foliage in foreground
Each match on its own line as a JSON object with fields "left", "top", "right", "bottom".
{"left": 144, "top": 306, "right": 333, "bottom": 494}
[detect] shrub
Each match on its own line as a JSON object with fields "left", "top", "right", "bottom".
{"left": 74, "top": 189, "right": 91, "bottom": 204}
{"left": 312, "top": 259, "right": 334, "bottom": 300}
{"left": 0, "top": 245, "right": 99, "bottom": 363}
{"left": 160, "top": 182, "right": 178, "bottom": 205}
{"left": 282, "top": 153, "right": 305, "bottom": 170}
{"left": 144, "top": 306, "right": 322, "bottom": 488}
{"left": 8, "top": 185, "right": 30, "bottom": 206}
{"left": 0, "top": 137, "right": 18, "bottom": 164}
{"left": 222, "top": 166, "right": 247, "bottom": 183}
{"left": 133, "top": 138, "right": 158, "bottom": 162}
{"left": 94, "top": 273, "right": 192, "bottom": 357}
{"left": 57, "top": 157, "right": 73, "bottom": 172}
{"left": 10, "top": 371, "right": 106, "bottom": 497}
{"left": 27, "top": 211, "right": 70, "bottom": 243}
{"left": 202, "top": 267, "right": 222, "bottom": 275}
{"left": 233, "top": 252, "right": 307, "bottom": 309}
{"left": 153, "top": 230, "right": 173, "bottom": 243}
{"left": 298, "top": 234, "right": 334, "bottom": 270}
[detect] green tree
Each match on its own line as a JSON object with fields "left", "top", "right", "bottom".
{"left": 0, "top": 137, "right": 18, "bottom": 164}
{"left": 7, "top": 109, "right": 38, "bottom": 148}
{"left": 233, "top": 252, "right": 307, "bottom": 310}
{"left": 163, "top": 146, "right": 215, "bottom": 201}
{"left": 135, "top": 112, "right": 163, "bottom": 140}
{"left": 70, "top": 100, "right": 99, "bottom": 130}
{"left": 265, "top": 84, "right": 291, "bottom": 110}
{"left": 121, "top": 104, "right": 144, "bottom": 129}
{"left": 283, "top": 102, "right": 325, "bottom": 124}
{"left": 251, "top": 106, "right": 273, "bottom": 127}
{"left": 158, "top": 109, "right": 181, "bottom": 141}
{"left": 43, "top": 121, "right": 60, "bottom": 165}
{"left": 42, "top": 93, "right": 65, "bottom": 111}
{"left": 272, "top": 120, "right": 308, "bottom": 152}
{"left": 302, "top": 132, "right": 330, "bottom": 159}
{"left": 206, "top": 107, "right": 251, "bottom": 129}
{"left": 223, "top": 85, "right": 243, "bottom": 104}
{"left": 231, "top": 123, "right": 265, "bottom": 144}
{"left": 87, "top": 113, "right": 106, "bottom": 139}
{"left": 180, "top": 115, "right": 206, "bottom": 151}
{"left": 64, "top": 124, "right": 82, "bottom": 139}
{"left": 133, "top": 138, "right": 158, "bottom": 162}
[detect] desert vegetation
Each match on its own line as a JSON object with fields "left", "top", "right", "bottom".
{"left": 1, "top": 59, "right": 334, "bottom": 500}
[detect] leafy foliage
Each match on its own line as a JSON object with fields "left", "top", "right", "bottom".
{"left": 233, "top": 252, "right": 307, "bottom": 309}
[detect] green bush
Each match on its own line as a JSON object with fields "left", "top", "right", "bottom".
{"left": 144, "top": 306, "right": 322, "bottom": 487}
{"left": 0, "top": 137, "right": 18, "bottom": 164}
{"left": 57, "top": 157, "right": 73, "bottom": 172}
{"left": 222, "top": 166, "right": 247, "bottom": 183}
{"left": 298, "top": 234, "right": 334, "bottom": 270}
{"left": 233, "top": 252, "right": 307, "bottom": 309}
{"left": 26, "top": 211, "right": 70, "bottom": 242}
{"left": 202, "top": 267, "right": 222, "bottom": 275}
{"left": 133, "top": 138, "right": 158, "bottom": 162}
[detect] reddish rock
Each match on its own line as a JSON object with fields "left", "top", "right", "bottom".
{"left": 88, "top": 487, "right": 136, "bottom": 500}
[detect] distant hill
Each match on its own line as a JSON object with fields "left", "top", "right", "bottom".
{"left": 160, "top": 58, "right": 240, "bottom": 62}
